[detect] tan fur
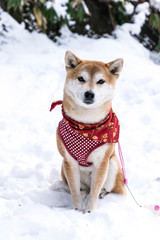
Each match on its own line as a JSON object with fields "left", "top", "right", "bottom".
{"left": 56, "top": 51, "right": 125, "bottom": 212}
{"left": 84, "top": 144, "right": 115, "bottom": 211}
{"left": 89, "top": 144, "right": 115, "bottom": 196}
{"left": 65, "top": 61, "right": 117, "bottom": 86}
{"left": 111, "top": 153, "right": 126, "bottom": 195}
{"left": 61, "top": 162, "right": 67, "bottom": 184}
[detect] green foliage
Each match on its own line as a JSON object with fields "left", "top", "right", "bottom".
{"left": 6, "top": 0, "right": 130, "bottom": 37}
{"left": 66, "top": 0, "right": 86, "bottom": 23}
{"left": 149, "top": 13, "right": 160, "bottom": 30}
{"left": 7, "top": 0, "right": 64, "bottom": 35}
{"left": 41, "top": 5, "right": 59, "bottom": 25}
{"left": 40, "top": 3, "right": 63, "bottom": 38}
{"left": 76, "top": 4, "right": 85, "bottom": 22}
{"left": 5, "top": 0, "right": 160, "bottom": 52}
{"left": 7, "top": 0, "right": 22, "bottom": 11}
{"left": 148, "top": 12, "right": 160, "bottom": 52}
{"left": 155, "top": 40, "right": 160, "bottom": 52}
{"left": 65, "top": 0, "right": 89, "bottom": 35}
{"left": 113, "top": 2, "right": 129, "bottom": 25}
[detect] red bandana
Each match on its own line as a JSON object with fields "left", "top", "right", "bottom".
{"left": 50, "top": 101, "right": 120, "bottom": 167}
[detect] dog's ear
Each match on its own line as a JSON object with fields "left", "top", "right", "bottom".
{"left": 65, "top": 51, "right": 81, "bottom": 71}
{"left": 106, "top": 58, "right": 123, "bottom": 78}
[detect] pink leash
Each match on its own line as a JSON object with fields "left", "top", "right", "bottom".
{"left": 118, "top": 141, "right": 160, "bottom": 214}
{"left": 118, "top": 142, "right": 128, "bottom": 185}
{"left": 118, "top": 141, "right": 142, "bottom": 207}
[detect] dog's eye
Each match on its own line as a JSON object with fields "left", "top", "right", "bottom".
{"left": 77, "top": 76, "right": 85, "bottom": 83}
{"left": 97, "top": 79, "right": 105, "bottom": 84}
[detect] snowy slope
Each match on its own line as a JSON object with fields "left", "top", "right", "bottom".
{"left": 0, "top": 8, "right": 160, "bottom": 240}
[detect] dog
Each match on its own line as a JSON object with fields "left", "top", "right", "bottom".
{"left": 52, "top": 51, "right": 126, "bottom": 213}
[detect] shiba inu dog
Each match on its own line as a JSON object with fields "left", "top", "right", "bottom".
{"left": 54, "top": 51, "right": 126, "bottom": 213}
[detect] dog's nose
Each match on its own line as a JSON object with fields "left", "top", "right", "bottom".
{"left": 84, "top": 91, "right": 95, "bottom": 100}
{"left": 84, "top": 91, "right": 95, "bottom": 104}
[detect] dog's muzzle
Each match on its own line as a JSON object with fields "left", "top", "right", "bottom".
{"left": 83, "top": 91, "right": 95, "bottom": 104}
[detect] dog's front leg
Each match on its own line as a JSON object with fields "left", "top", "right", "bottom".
{"left": 63, "top": 158, "right": 82, "bottom": 211}
{"left": 84, "top": 160, "right": 109, "bottom": 213}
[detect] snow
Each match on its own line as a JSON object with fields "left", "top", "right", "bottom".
{"left": 125, "top": 2, "right": 134, "bottom": 15}
{"left": 0, "top": 7, "right": 160, "bottom": 240}
{"left": 131, "top": 2, "right": 150, "bottom": 33}
{"left": 151, "top": 0, "right": 160, "bottom": 10}
{"left": 53, "top": 0, "right": 68, "bottom": 17}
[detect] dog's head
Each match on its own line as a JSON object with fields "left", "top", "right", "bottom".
{"left": 64, "top": 51, "right": 123, "bottom": 108}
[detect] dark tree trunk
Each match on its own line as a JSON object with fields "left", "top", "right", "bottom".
{"left": 84, "top": 0, "right": 115, "bottom": 35}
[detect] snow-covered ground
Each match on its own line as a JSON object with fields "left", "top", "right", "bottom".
{"left": 0, "top": 8, "right": 160, "bottom": 240}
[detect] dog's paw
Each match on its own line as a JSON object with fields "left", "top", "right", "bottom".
{"left": 83, "top": 208, "right": 92, "bottom": 214}
{"left": 99, "top": 189, "right": 109, "bottom": 199}
{"left": 75, "top": 207, "right": 82, "bottom": 212}
{"left": 83, "top": 205, "right": 95, "bottom": 214}
{"left": 72, "top": 195, "right": 83, "bottom": 211}
{"left": 84, "top": 194, "right": 98, "bottom": 213}
{"left": 73, "top": 205, "right": 83, "bottom": 212}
